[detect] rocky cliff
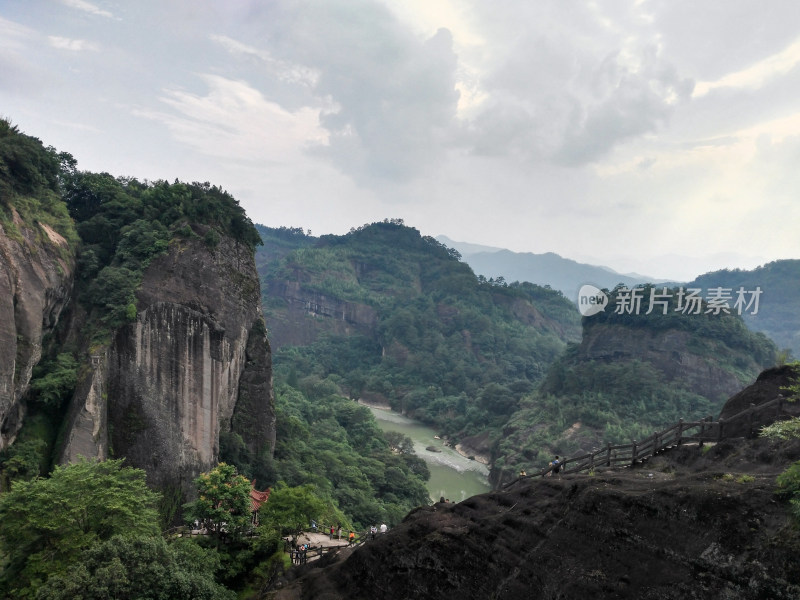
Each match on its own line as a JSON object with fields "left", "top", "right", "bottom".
{"left": 578, "top": 323, "right": 760, "bottom": 402}
{"left": 0, "top": 210, "right": 75, "bottom": 448}
{"left": 265, "top": 280, "right": 378, "bottom": 349}
{"left": 59, "top": 234, "right": 275, "bottom": 494}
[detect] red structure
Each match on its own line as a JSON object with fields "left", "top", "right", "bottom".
{"left": 249, "top": 481, "right": 271, "bottom": 524}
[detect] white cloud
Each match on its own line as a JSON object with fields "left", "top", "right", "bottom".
{"left": 694, "top": 37, "right": 800, "bottom": 97}
{"left": 0, "top": 16, "right": 34, "bottom": 50}
{"left": 1, "top": 0, "right": 798, "bottom": 278}
{"left": 134, "top": 74, "right": 327, "bottom": 163}
{"left": 210, "top": 35, "right": 319, "bottom": 88}
{"left": 48, "top": 36, "right": 99, "bottom": 51}
{"left": 60, "top": 0, "right": 114, "bottom": 19}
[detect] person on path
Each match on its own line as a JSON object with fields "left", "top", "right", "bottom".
{"left": 548, "top": 455, "right": 561, "bottom": 477}
{"left": 379, "top": 523, "right": 387, "bottom": 534}
{"left": 337, "top": 524, "right": 342, "bottom": 540}
{"left": 330, "top": 525, "right": 335, "bottom": 540}
{"left": 349, "top": 531, "right": 355, "bottom": 545}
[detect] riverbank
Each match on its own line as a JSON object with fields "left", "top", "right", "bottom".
{"left": 365, "top": 405, "right": 490, "bottom": 502}
{"left": 358, "top": 400, "right": 493, "bottom": 466}
{"left": 356, "top": 394, "right": 392, "bottom": 411}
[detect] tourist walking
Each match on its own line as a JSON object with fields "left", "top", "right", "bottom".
{"left": 547, "top": 455, "right": 561, "bottom": 477}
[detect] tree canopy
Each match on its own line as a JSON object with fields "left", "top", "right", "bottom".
{"left": 184, "top": 463, "right": 253, "bottom": 540}
{"left": 0, "top": 458, "right": 161, "bottom": 597}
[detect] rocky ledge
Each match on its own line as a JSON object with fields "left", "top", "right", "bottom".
{"left": 274, "top": 435, "right": 800, "bottom": 600}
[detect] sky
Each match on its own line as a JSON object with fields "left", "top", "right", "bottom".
{"left": 2, "top": 0, "right": 799, "bottom": 281}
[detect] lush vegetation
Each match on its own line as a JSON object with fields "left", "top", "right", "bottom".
{"left": 259, "top": 223, "right": 780, "bottom": 485}
{"left": 269, "top": 380, "right": 430, "bottom": 527}
{"left": 259, "top": 221, "right": 581, "bottom": 445}
{"left": 0, "top": 459, "right": 294, "bottom": 598}
{"left": 1, "top": 119, "right": 264, "bottom": 486}
{"left": 0, "top": 119, "right": 78, "bottom": 250}
{"left": 492, "top": 286, "right": 778, "bottom": 481}
{"left": 64, "top": 171, "right": 261, "bottom": 333}
{"left": 0, "top": 459, "right": 163, "bottom": 597}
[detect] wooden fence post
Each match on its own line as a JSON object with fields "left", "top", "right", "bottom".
{"left": 653, "top": 433, "right": 660, "bottom": 457}
{"left": 631, "top": 440, "right": 638, "bottom": 466}
{"left": 606, "top": 442, "right": 611, "bottom": 467}
{"left": 677, "top": 419, "right": 684, "bottom": 446}
{"left": 717, "top": 418, "right": 724, "bottom": 443}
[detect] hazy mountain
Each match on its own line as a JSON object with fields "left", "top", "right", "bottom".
{"left": 689, "top": 260, "right": 800, "bottom": 358}
{"left": 436, "top": 235, "right": 674, "bottom": 301}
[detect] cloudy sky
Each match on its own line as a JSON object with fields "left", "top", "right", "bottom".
{"left": 2, "top": 1, "right": 799, "bottom": 280}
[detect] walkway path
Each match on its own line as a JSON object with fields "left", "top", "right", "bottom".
{"left": 293, "top": 531, "right": 352, "bottom": 549}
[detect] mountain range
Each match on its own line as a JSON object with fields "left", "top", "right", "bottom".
{"left": 436, "top": 235, "right": 675, "bottom": 301}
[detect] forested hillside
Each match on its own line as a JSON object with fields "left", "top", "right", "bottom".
{"left": 258, "top": 221, "right": 581, "bottom": 446}
{"left": 494, "top": 285, "right": 777, "bottom": 483}
{"left": 258, "top": 224, "right": 779, "bottom": 486}
{"left": 690, "top": 261, "right": 800, "bottom": 358}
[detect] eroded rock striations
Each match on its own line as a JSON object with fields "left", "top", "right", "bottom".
{"left": 0, "top": 211, "right": 75, "bottom": 448}
{"left": 60, "top": 235, "right": 275, "bottom": 494}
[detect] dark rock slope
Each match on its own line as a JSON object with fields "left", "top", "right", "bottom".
{"left": 277, "top": 439, "right": 800, "bottom": 600}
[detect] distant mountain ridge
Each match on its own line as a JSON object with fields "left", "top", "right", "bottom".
{"left": 689, "top": 260, "right": 800, "bottom": 358}
{"left": 436, "top": 235, "right": 675, "bottom": 301}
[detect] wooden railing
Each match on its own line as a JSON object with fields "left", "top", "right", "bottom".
{"left": 505, "top": 395, "right": 789, "bottom": 488}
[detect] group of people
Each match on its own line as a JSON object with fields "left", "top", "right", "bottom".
{"left": 518, "top": 455, "right": 562, "bottom": 479}
{"left": 328, "top": 524, "right": 355, "bottom": 542}
{"left": 368, "top": 523, "right": 388, "bottom": 540}
{"left": 291, "top": 543, "right": 310, "bottom": 565}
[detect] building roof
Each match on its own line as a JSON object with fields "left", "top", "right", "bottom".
{"left": 250, "top": 482, "right": 271, "bottom": 513}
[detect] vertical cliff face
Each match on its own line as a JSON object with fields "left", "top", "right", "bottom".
{"left": 0, "top": 211, "right": 75, "bottom": 448}
{"left": 60, "top": 234, "right": 275, "bottom": 493}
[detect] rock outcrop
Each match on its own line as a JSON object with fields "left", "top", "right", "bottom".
{"left": 718, "top": 364, "right": 800, "bottom": 438}
{"left": 579, "top": 323, "right": 756, "bottom": 402}
{"left": 0, "top": 212, "right": 75, "bottom": 448}
{"left": 60, "top": 234, "right": 275, "bottom": 494}
{"left": 264, "top": 280, "right": 378, "bottom": 349}
{"left": 276, "top": 436, "right": 800, "bottom": 600}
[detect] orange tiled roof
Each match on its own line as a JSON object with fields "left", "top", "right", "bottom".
{"left": 250, "top": 482, "right": 271, "bottom": 513}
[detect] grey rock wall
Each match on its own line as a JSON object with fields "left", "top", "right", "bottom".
{"left": 60, "top": 234, "right": 275, "bottom": 495}
{"left": 0, "top": 213, "right": 74, "bottom": 448}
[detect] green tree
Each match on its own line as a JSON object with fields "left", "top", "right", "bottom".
{"left": 0, "top": 439, "right": 47, "bottom": 488}
{"left": 258, "top": 482, "right": 344, "bottom": 539}
{"left": 184, "top": 463, "right": 252, "bottom": 540}
{"left": 34, "top": 535, "right": 235, "bottom": 600}
{"left": 0, "top": 458, "right": 160, "bottom": 597}
{"left": 29, "top": 353, "right": 78, "bottom": 408}
{"left": 383, "top": 431, "right": 414, "bottom": 454}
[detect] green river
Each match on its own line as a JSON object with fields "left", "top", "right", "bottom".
{"left": 366, "top": 406, "right": 491, "bottom": 503}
